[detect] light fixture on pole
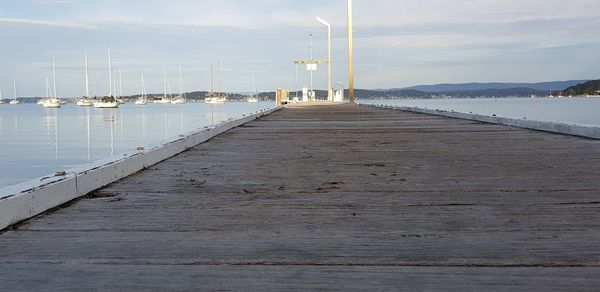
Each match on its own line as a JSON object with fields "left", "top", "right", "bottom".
{"left": 316, "top": 16, "right": 332, "bottom": 102}
{"left": 347, "top": 0, "right": 355, "bottom": 104}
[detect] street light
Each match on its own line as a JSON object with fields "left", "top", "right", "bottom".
{"left": 316, "top": 16, "right": 332, "bottom": 102}
{"left": 347, "top": 0, "right": 355, "bottom": 104}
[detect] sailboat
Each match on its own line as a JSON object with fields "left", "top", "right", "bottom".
{"left": 42, "top": 58, "right": 62, "bottom": 108}
{"left": 39, "top": 77, "right": 51, "bottom": 104}
{"left": 135, "top": 74, "right": 148, "bottom": 105}
{"left": 246, "top": 72, "right": 259, "bottom": 103}
{"left": 217, "top": 61, "right": 228, "bottom": 103}
{"left": 42, "top": 76, "right": 60, "bottom": 108}
{"left": 154, "top": 67, "right": 172, "bottom": 104}
{"left": 171, "top": 65, "right": 186, "bottom": 104}
{"left": 94, "top": 48, "right": 119, "bottom": 108}
{"left": 205, "top": 63, "right": 224, "bottom": 104}
{"left": 10, "top": 80, "right": 20, "bottom": 105}
{"left": 77, "top": 52, "right": 94, "bottom": 106}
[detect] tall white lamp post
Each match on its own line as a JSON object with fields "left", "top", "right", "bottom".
{"left": 347, "top": 0, "right": 355, "bottom": 104}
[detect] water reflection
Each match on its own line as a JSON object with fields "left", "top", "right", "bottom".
{"left": 13, "top": 115, "right": 18, "bottom": 134}
{"left": 86, "top": 107, "right": 91, "bottom": 161}
{"left": 0, "top": 102, "right": 274, "bottom": 188}
{"left": 141, "top": 107, "right": 147, "bottom": 141}
{"left": 43, "top": 109, "right": 59, "bottom": 160}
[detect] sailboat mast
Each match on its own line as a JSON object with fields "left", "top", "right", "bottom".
{"left": 85, "top": 52, "right": 89, "bottom": 97}
{"left": 179, "top": 64, "right": 183, "bottom": 97}
{"left": 13, "top": 79, "right": 17, "bottom": 100}
{"left": 52, "top": 58, "right": 57, "bottom": 98}
{"left": 253, "top": 71, "right": 257, "bottom": 96}
{"left": 119, "top": 69, "right": 123, "bottom": 98}
{"left": 163, "top": 66, "right": 167, "bottom": 100}
{"left": 217, "top": 60, "right": 220, "bottom": 96}
{"left": 108, "top": 48, "right": 113, "bottom": 97}
{"left": 210, "top": 64, "right": 213, "bottom": 94}
{"left": 141, "top": 74, "right": 146, "bottom": 99}
{"left": 45, "top": 76, "right": 50, "bottom": 98}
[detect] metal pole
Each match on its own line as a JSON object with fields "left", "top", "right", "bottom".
{"left": 327, "top": 23, "right": 332, "bottom": 102}
{"left": 309, "top": 34, "right": 314, "bottom": 101}
{"left": 347, "top": 0, "right": 355, "bottom": 104}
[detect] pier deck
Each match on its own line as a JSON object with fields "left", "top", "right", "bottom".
{"left": 2, "top": 104, "right": 600, "bottom": 290}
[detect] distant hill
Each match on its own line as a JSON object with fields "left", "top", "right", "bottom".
{"left": 400, "top": 80, "right": 588, "bottom": 93}
{"left": 560, "top": 80, "right": 600, "bottom": 96}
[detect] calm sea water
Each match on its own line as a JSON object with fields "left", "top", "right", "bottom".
{"left": 0, "top": 102, "right": 274, "bottom": 189}
{"left": 360, "top": 98, "right": 600, "bottom": 127}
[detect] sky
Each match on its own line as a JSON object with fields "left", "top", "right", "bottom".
{"left": 0, "top": 0, "right": 599, "bottom": 97}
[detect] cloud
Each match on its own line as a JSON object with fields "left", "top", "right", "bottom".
{"left": 0, "top": 17, "right": 96, "bottom": 29}
{"left": 1, "top": 0, "right": 600, "bottom": 95}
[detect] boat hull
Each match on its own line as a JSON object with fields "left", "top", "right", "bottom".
{"left": 94, "top": 102, "right": 119, "bottom": 108}
{"left": 77, "top": 99, "right": 94, "bottom": 106}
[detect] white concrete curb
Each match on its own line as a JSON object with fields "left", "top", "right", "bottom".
{"left": 362, "top": 104, "right": 600, "bottom": 140}
{"left": 0, "top": 107, "right": 280, "bottom": 231}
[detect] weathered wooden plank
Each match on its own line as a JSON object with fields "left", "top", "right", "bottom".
{"left": 2, "top": 264, "right": 599, "bottom": 292}
{"left": 1, "top": 104, "right": 600, "bottom": 290}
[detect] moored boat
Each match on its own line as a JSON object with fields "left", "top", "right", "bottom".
{"left": 94, "top": 48, "right": 119, "bottom": 109}
{"left": 135, "top": 74, "right": 148, "bottom": 105}
{"left": 10, "top": 80, "right": 20, "bottom": 105}
{"left": 77, "top": 52, "right": 94, "bottom": 106}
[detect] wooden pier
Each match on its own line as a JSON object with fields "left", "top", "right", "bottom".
{"left": 2, "top": 103, "right": 600, "bottom": 290}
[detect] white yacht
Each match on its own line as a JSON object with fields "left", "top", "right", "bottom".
{"left": 155, "top": 67, "right": 172, "bottom": 104}
{"left": 77, "top": 53, "right": 94, "bottom": 106}
{"left": 77, "top": 99, "right": 94, "bottom": 106}
{"left": 205, "top": 63, "right": 226, "bottom": 104}
{"left": 94, "top": 48, "right": 119, "bottom": 109}
{"left": 171, "top": 65, "right": 187, "bottom": 104}
{"left": 205, "top": 96, "right": 225, "bottom": 104}
{"left": 10, "top": 80, "right": 20, "bottom": 105}
{"left": 246, "top": 71, "right": 259, "bottom": 103}
{"left": 43, "top": 60, "right": 61, "bottom": 108}
{"left": 171, "top": 96, "right": 186, "bottom": 104}
{"left": 42, "top": 80, "right": 61, "bottom": 108}
{"left": 135, "top": 74, "right": 148, "bottom": 105}
{"left": 94, "top": 96, "right": 119, "bottom": 108}
{"left": 135, "top": 99, "right": 147, "bottom": 105}
{"left": 43, "top": 98, "right": 61, "bottom": 108}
